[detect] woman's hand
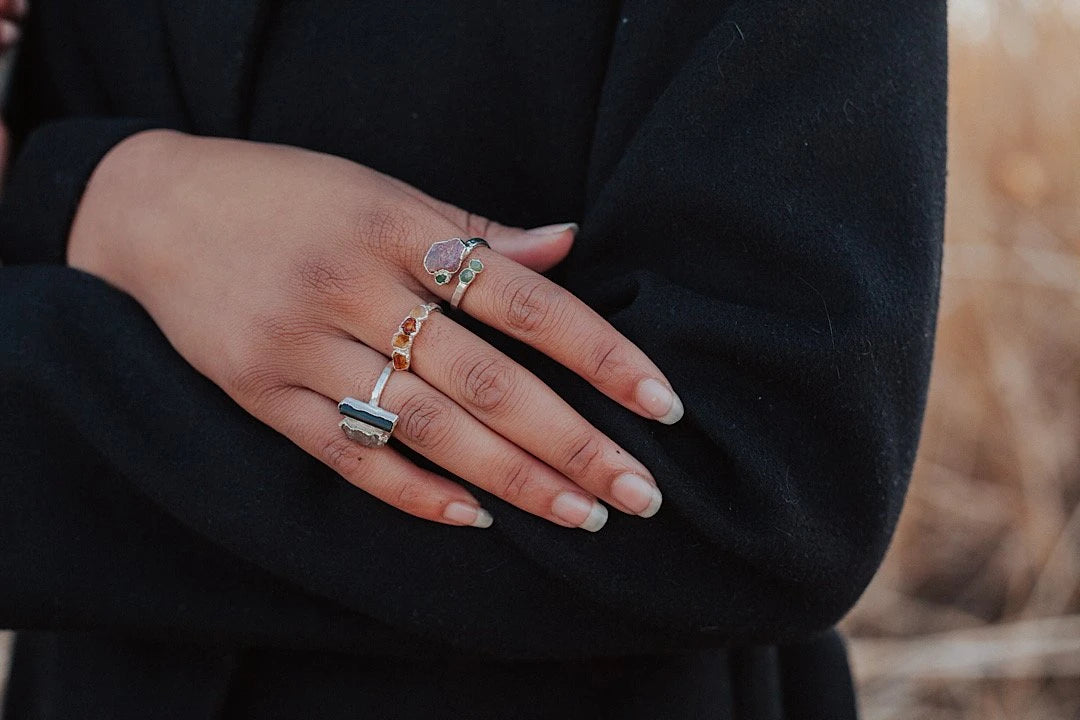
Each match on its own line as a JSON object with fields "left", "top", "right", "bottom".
{"left": 67, "top": 130, "right": 683, "bottom": 531}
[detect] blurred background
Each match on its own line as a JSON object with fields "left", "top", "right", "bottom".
{"left": 840, "top": 0, "right": 1080, "bottom": 717}
{"left": 1, "top": 1, "right": 1078, "bottom": 717}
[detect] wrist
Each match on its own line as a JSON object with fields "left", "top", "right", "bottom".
{"left": 68, "top": 128, "right": 190, "bottom": 294}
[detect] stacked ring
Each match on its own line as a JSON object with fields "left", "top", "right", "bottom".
{"left": 338, "top": 360, "right": 397, "bottom": 447}
{"left": 423, "top": 236, "right": 489, "bottom": 286}
{"left": 390, "top": 301, "right": 441, "bottom": 371}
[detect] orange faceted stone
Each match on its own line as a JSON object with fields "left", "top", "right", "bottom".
{"left": 392, "top": 352, "right": 409, "bottom": 370}
{"left": 392, "top": 333, "right": 410, "bottom": 349}
{"left": 401, "top": 317, "right": 418, "bottom": 334}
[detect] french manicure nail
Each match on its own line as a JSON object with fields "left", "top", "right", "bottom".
{"left": 611, "top": 473, "right": 663, "bottom": 518}
{"left": 551, "top": 492, "right": 608, "bottom": 532}
{"left": 443, "top": 501, "right": 494, "bottom": 528}
{"left": 526, "top": 222, "right": 579, "bottom": 236}
{"left": 636, "top": 378, "right": 684, "bottom": 424}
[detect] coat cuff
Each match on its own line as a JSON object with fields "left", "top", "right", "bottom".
{"left": 0, "top": 117, "right": 165, "bottom": 265}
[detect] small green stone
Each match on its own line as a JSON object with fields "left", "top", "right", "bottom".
{"left": 469, "top": 258, "right": 483, "bottom": 271}
{"left": 460, "top": 269, "right": 475, "bottom": 283}
{"left": 434, "top": 271, "right": 450, "bottom": 285}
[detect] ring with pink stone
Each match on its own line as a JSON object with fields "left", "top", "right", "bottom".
{"left": 422, "top": 236, "right": 489, "bottom": 286}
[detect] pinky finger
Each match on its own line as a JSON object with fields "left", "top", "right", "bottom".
{"left": 263, "top": 386, "right": 494, "bottom": 528}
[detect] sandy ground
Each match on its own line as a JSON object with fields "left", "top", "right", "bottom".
{"left": 2, "top": 2, "right": 1079, "bottom": 716}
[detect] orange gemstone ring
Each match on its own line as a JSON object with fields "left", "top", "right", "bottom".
{"left": 390, "top": 301, "right": 441, "bottom": 371}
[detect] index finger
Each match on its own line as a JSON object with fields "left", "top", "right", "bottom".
{"left": 418, "top": 242, "right": 684, "bottom": 425}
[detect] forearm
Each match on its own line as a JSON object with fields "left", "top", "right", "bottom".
{"left": 0, "top": 265, "right": 703, "bottom": 660}
{"left": 0, "top": 0, "right": 946, "bottom": 659}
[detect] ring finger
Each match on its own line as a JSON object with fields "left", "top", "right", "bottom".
{"left": 306, "top": 337, "right": 612, "bottom": 531}
{"left": 332, "top": 284, "right": 663, "bottom": 519}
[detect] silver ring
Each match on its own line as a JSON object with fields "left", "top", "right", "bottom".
{"left": 338, "top": 360, "right": 398, "bottom": 447}
{"left": 450, "top": 254, "right": 484, "bottom": 309}
{"left": 423, "top": 236, "right": 489, "bottom": 286}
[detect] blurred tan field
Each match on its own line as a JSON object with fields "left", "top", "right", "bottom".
{"left": 841, "top": 1, "right": 1080, "bottom": 717}
{"left": 2, "top": 2, "right": 1079, "bottom": 716}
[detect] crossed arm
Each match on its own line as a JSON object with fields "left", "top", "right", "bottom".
{"left": 0, "top": 1, "right": 946, "bottom": 660}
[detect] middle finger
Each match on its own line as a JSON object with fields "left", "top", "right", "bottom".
{"left": 414, "top": 314, "right": 664, "bottom": 519}
{"left": 330, "top": 284, "right": 663, "bottom": 518}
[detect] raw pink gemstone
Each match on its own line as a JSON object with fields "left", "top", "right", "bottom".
{"left": 423, "top": 238, "right": 466, "bottom": 274}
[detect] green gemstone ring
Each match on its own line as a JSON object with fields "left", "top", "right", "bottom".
{"left": 422, "top": 237, "right": 489, "bottom": 288}
{"left": 450, "top": 256, "right": 484, "bottom": 309}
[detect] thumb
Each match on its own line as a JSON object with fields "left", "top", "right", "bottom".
{"left": 483, "top": 221, "right": 578, "bottom": 273}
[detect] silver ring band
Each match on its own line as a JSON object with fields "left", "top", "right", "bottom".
{"left": 338, "top": 360, "right": 398, "bottom": 447}
{"left": 369, "top": 360, "right": 394, "bottom": 406}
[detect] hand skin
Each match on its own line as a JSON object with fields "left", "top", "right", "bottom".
{"left": 68, "top": 130, "right": 682, "bottom": 531}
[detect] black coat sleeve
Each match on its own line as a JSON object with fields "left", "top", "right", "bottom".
{"left": 0, "top": 2, "right": 179, "bottom": 264}
{"left": 0, "top": 118, "right": 164, "bottom": 264}
{"left": 0, "top": 1, "right": 946, "bottom": 660}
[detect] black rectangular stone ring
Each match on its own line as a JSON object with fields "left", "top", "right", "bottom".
{"left": 338, "top": 398, "right": 398, "bottom": 447}
{"left": 337, "top": 360, "right": 398, "bottom": 447}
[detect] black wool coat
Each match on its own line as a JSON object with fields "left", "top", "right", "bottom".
{"left": 0, "top": 1, "right": 946, "bottom": 718}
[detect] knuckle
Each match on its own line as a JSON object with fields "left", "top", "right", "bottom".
{"left": 290, "top": 255, "right": 356, "bottom": 302}
{"left": 249, "top": 312, "right": 324, "bottom": 349}
{"left": 503, "top": 277, "right": 566, "bottom": 337}
{"left": 353, "top": 203, "right": 416, "bottom": 264}
{"left": 228, "top": 360, "right": 289, "bottom": 406}
{"left": 226, "top": 340, "right": 298, "bottom": 406}
{"left": 494, "top": 460, "right": 534, "bottom": 505}
{"left": 397, "top": 393, "right": 455, "bottom": 450}
{"left": 561, "top": 433, "right": 607, "bottom": 478}
{"left": 457, "top": 353, "right": 519, "bottom": 415}
{"left": 584, "top": 336, "right": 626, "bottom": 385}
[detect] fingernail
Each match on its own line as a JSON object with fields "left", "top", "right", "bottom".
{"left": 611, "top": 473, "right": 663, "bottom": 518}
{"left": 551, "top": 492, "right": 608, "bottom": 532}
{"left": 635, "top": 378, "right": 684, "bottom": 424}
{"left": 0, "top": 20, "right": 20, "bottom": 46}
{"left": 443, "top": 501, "right": 494, "bottom": 528}
{"left": 526, "top": 222, "right": 579, "bottom": 236}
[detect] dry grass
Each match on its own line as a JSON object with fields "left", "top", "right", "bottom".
{"left": 841, "top": 1, "right": 1080, "bottom": 717}
{"left": 2, "top": 2, "right": 1078, "bottom": 716}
